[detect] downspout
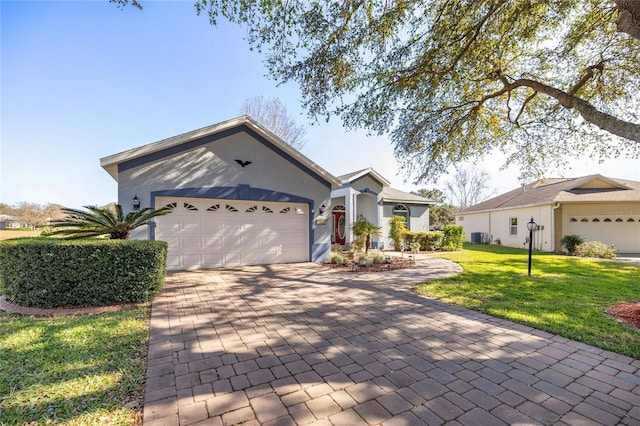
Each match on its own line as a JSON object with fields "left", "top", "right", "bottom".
{"left": 551, "top": 203, "right": 561, "bottom": 252}
{"left": 488, "top": 211, "right": 492, "bottom": 244}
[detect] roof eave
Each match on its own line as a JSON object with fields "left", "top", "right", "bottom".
{"left": 100, "top": 115, "right": 342, "bottom": 188}
{"left": 459, "top": 201, "right": 555, "bottom": 215}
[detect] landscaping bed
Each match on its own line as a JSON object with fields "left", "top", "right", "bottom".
{"left": 326, "top": 254, "right": 417, "bottom": 272}
{"left": 608, "top": 302, "right": 640, "bottom": 329}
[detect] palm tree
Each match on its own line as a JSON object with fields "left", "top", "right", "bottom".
{"left": 351, "top": 216, "right": 383, "bottom": 253}
{"left": 50, "top": 204, "right": 173, "bottom": 239}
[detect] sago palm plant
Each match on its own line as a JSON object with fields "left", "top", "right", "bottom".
{"left": 50, "top": 204, "right": 173, "bottom": 239}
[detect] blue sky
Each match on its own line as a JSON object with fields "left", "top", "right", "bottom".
{"left": 2, "top": 1, "right": 639, "bottom": 208}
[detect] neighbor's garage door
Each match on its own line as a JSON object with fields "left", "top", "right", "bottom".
{"left": 155, "top": 196, "right": 309, "bottom": 270}
{"left": 567, "top": 218, "right": 640, "bottom": 252}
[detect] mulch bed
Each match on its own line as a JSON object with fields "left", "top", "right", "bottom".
{"left": 0, "top": 295, "right": 148, "bottom": 317}
{"left": 607, "top": 302, "right": 640, "bottom": 329}
{"left": 325, "top": 255, "right": 417, "bottom": 272}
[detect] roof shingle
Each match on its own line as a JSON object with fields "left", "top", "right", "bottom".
{"left": 460, "top": 174, "right": 640, "bottom": 213}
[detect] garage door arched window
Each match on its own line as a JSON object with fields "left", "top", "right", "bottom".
{"left": 393, "top": 204, "right": 410, "bottom": 227}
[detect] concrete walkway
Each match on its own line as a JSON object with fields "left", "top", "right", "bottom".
{"left": 143, "top": 259, "right": 640, "bottom": 425}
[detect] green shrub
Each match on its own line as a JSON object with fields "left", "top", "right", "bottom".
{"left": 402, "top": 231, "right": 418, "bottom": 251}
{"left": 326, "top": 250, "right": 348, "bottom": 265}
{"left": 331, "top": 244, "right": 344, "bottom": 253}
{"left": 388, "top": 215, "right": 407, "bottom": 250}
{"left": 561, "top": 234, "right": 585, "bottom": 255}
{"left": 0, "top": 238, "right": 167, "bottom": 308}
{"left": 441, "top": 225, "right": 465, "bottom": 251}
{"left": 422, "top": 231, "right": 444, "bottom": 251}
{"left": 357, "top": 253, "right": 372, "bottom": 266}
{"left": 574, "top": 241, "right": 619, "bottom": 259}
{"left": 403, "top": 230, "right": 445, "bottom": 251}
{"left": 368, "top": 249, "right": 387, "bottom": 264}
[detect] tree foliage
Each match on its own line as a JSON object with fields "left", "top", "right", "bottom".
{"left": 178, "top": 0, "right": 640, "bottom": 183}
{"left": 242, "top": 96, "right": 307, "bottom": 149}
{"left": 445, "top": 167, "right": 496, "bottom": 209}
{"left": 50, "top": 204, "right": 172, "bottom": 240}
{"left": 2, "top": 202, "right": 64, "bottom": 229}
{"left": 411, "top": 188, "right": 456, "bottom": 230}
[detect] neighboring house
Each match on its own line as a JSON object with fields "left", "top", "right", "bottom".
{"left": 100, "top": 116, "right": 433, "bottom": 270}
{"left": 456, "top": 175, "right": 640, "bottom": 253}
{"left": 330, "top": 168, "right": 432, "bottom": 250}
{"left": 0, "top": 214, "right": 24, "bottom": 230}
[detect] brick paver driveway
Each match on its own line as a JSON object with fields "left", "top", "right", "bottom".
{"left": 143, "top": 259, "right": 640, "bottom": 425}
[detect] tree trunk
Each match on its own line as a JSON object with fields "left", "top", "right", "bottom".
{"left": 614, "top": 0, "right": 640, "bottom": 40}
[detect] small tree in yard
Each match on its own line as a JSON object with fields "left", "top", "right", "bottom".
{"left": 50, "top": 204, "right": 172, "bottom": 239}
{"left": 388, "top": 215, "right": 407, "bottom": 251}
{"left": 352, "top": 216, "right": 382, "bottom": 254}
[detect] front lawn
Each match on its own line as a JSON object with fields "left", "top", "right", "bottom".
{"left": 0, "top": 308, "right": 149, "bottom": 425}
{"left": 414, "top": 243, "right": 640, "bottom": 358}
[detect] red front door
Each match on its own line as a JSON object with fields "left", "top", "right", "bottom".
{"left": 332, "top": 211, "right": 346, "bottom": 245}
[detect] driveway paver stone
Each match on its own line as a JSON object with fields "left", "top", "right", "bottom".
{"left": 143, "top": 258, "right": 640, "bottom": 425}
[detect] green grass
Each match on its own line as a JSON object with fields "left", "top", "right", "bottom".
{"left": 414, "top": 244, "right": 640, "bottom": 358}
{"left": 0, "top": 307, "right": 149, "bottom": 425}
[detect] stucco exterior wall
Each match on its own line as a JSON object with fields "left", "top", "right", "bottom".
{"left": 350, "top": 176, "right": 383, "bottom": 194}
{"left": 381, "top": 203, "right": 430, "bottom": 250}
{"left": 458, "top": 201, "right": 640, "bottom": 253}
{"left": 118, "top": 131, "right": 332, "bottom": 261}
{"left": 457, "top": 205, "right": 555, "bottom": 251}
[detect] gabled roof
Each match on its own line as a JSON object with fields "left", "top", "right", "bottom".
{"left": 335, "top": 168, "right": 432, "bottom": 204}
{"left": 336, "top": 168, "right": 391, "bottom": 187}
{"left": 381, "top": 187, "right": 433, "bottom": 205}
{"left": 460, "top": 174, "right": 640, "bottom": 214}
{"left": 100, "top": 115, "right": 342, "bottom": 188}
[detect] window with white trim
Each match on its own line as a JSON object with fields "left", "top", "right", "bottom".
{"left": 509, "top": 218, "right": 518, "bottom": 236}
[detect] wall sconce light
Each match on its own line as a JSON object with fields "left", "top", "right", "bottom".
{"left": 133, "top": 194, "right": 141, "bottom": 210}
{"left": 318, "top": 204, "right": 326, "bottom": 215}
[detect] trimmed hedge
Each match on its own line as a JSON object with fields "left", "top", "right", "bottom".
{"left": 441, "top": 225, "right": 465, "bottom": 251}
{"left": 0, "top": 238, "right": 167, "bottom": 308}
{"left": 402, "top": 231, "right": 444, "bottom": 251}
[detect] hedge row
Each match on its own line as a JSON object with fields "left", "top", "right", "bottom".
{"left": 402, "top": 225, "right": 465, "bottom": 251}
{"left": 0, "top": 238, "right": 167, "bottom": 308}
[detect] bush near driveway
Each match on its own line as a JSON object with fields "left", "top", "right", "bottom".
{"left": 414, "top": 243, "right": 640, "bottom": 358}
{"left": 0, "top": 238, "right": 167, "bottom": 308}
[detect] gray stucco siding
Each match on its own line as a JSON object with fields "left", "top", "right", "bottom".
{"left": 381, "top": 202, "right": 430, "bottom": 249}
{"left": 349, "top": 175, "right": 383, "bottom": 194}
{"left": 118, "top": 131, "right": 332, "bottom": 262}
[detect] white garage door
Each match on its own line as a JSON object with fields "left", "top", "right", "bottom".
{"left": 155, "top": 197, "right": 309, "bottom": 270}
{"left": 567, "top": 218, "right": 640, "bottom": 252}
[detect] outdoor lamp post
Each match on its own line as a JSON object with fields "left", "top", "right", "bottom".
{"left": 527, "top": 217, "right": 537, "bottom": 276}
